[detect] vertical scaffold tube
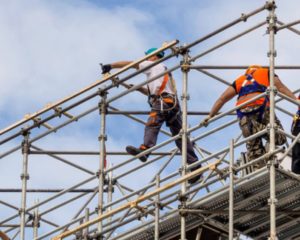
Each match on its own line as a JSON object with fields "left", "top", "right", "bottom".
{"left": 267, "top": 1, "right": 277, "bottom": 239}
{"left": 33, "top": 200, "right": 39, "bottom": 239}
{"left": 84, "top": 208, "right": 89, "bottom": 240}
{"left": 229, "top": 139, "right": 234, "bottom": 240}
{"left": 180, "top": 49, "right": 190, "bottom": 240}
{"left": 107, "top": 163, "right": 113, "bottom": 229}
{"left": 97, "top": 91, "right": 107, "bottom": 238}
{"left": 154, "top": 175, "right": 160, "bottom": 240}
{"left": 20, "top": 131, "right": 30, "bottom": 240}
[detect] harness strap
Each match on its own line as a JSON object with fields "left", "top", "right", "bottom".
{"left": 158, "top": 73, "right": 169, "bottom": 95}
{"left": 237, "top": 74, "right": 269, "bottom": 120}
{"left": 237, "top": 95, "right": 269, "bottom": 121}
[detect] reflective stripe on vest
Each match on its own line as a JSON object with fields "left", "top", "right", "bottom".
{"left": 235, "top": 68, "right": 269, "bottom": 107}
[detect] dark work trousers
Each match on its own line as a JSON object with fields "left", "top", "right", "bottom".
{"left": 239, "top": 108, "right": 286, "bottom": 169}
{"left": 292, "top": 124, "right": 300, "bottom": 174}
{"left": 143, "top": 97, "right": 198, "bottom": 164}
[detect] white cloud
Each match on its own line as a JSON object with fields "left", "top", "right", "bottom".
{"left": 0, "top": 0, "right": 157, "bottom": 118}
{"left": 1, "top": 0, "right": 300, "bottom": 238}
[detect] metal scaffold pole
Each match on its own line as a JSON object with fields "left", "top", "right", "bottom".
{"left": 97, "top": 90, "right": 108, "bottom": 238}
{"left": 229, "top": 139, "right": 234, "bottom": 240}
{"left": 267, "top": 1, "right": 277, "bottom": 239}
{"left": 107, "top": 163, "right": 113, "bottom": 237}
{"left": 83, "top": 208, "right": 89, "bottom": 240}
{"left": 33, "top": 201, "right": 39, "bottom": 239}
{"left": 154, "top": 175, "right": 160, "bottom": 240}
{"left": 180, "top": 48, "right": 190, "bottom": 240}
{"left": 1, "top": 2, "right": 300, "bottom": 239}
{"left": 20, "top": 130, "right": 30, "bottom": 240}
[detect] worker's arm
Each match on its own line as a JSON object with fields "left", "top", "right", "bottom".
{"left": 209, "top": 86, "right": 237, "bottom": 118}
{"left": 102, "top": 61, "right": 147, "bottom": 94}
{"left": 101, "top": 61, "right": 139, "bottom": 74}
{"left": 201, "top": 86, "right": 236, "bottom": 127}
{"left": 121, "top": 82, "right": 148, "bottom": 96}
{"left": 110, "top": 61, "right": 139, "bottom": 70}
{"left": 274, "top": 76, "right": 297, "bottom": 100}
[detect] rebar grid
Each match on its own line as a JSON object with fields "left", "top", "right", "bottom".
{"left": 0, "top": 1, "right": 300, "bottom": 240}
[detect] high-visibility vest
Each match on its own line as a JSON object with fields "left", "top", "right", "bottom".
{"left": 235, "top": 68, "right": 269, "bottom": 108}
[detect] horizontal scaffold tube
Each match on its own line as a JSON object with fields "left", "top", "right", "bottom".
{"left": 184, "top": 2, "right": 269, "bottom": 50}
{"left": 0, "top": 40, "right": 179, "bottom": 136}
{"left": 277, "top": 20, "right": 300, "bottom": 35}
{"left": 190, "top": 65, "right": 300, "bottom": 70}
{"left": 277, "top": 19, "right": 300, "bottom": 32}
{"left": 51, "top": 160, "right": 221, "bottom": 240}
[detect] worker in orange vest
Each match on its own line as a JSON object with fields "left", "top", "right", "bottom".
{"left": 291, "top": 94, "right": 300, "bottom": 174}
{"left": 201, "top": 65, "right": 296, "bottom": 169}
{"left": 102, "top": 48, "right": 202, "bottom": 184}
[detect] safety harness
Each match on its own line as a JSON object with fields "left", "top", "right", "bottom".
{"left": 292, "top": 110, "right": 300, "bottom": 134}
{"left": 147, "top": 67, "right": 177, "bottom": 112}
{"left": 146, "top": 68, "right": 179, "bottom": 127}
{"left": 236, "top": 73, "right": 269, "bottom": 121}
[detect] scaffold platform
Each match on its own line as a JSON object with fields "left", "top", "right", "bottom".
{"left": 1, "top": 1, "right": 300, "bottom": 239}
{"left": 125, "top": 167, "right": 300, "bottom": 240}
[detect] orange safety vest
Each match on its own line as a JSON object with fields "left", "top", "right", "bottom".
{"left": 235, "top": 68, "right": 270, "bottom": 108}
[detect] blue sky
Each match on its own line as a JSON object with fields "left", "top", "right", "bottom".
{"left": 1, "top": 0, "right": 300, "bottom": 239}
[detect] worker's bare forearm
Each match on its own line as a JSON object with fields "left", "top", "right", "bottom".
{"left": 121, "top": 83, "right": 148, "bottom": 96}
{"left": 137, "top": 87, "right": 148, "bottom": 96}
{"left": 275, "top": 77, "right": 296, "bottom": 100}
{"left": 209, "top": 86, "right": 236, "bottom": 117}
{"left": 278, "top": 85, "right": 296, "bottom": 100}
{"left": 111, "top": 61, "right": 138, "bottom": 69}
{"left": 209, "top": 99, "right": 224, "bottom": 117}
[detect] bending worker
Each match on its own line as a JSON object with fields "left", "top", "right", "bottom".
{"left": 201, "top": 65, "right": 296, "bottom": 169}
{"left": 101, "top": 48, "right": 202, "bottom": 184}
{"left": 291, "top": 94, "right": 300, "bottom": 174}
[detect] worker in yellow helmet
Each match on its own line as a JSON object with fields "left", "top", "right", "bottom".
{"left": 201, "top": 65, "right": 296, "bottom": 170}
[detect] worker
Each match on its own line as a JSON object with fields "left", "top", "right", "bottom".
{"left": 201, "top": 65, "right": 296, "bottom": 169}
{"left": 291, "top": 94, "right": 300, "bottom": 174}
{"left": 101, "top": 48, "right": 202, "bottom": 184}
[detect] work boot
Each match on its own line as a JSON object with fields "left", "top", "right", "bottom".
{"left": 188, "top": 163, "right": 203, "bottom": 184}
{"left": 126, "top": 145, "right": 149, "bottom": 162}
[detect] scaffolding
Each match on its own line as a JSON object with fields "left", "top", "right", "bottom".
{"left": 1, "top": 1, "right": 300, "bottom": 239}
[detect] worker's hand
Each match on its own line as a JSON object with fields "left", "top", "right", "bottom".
{"left": 101, "top": 64, "right": 112, "bottom": 74}
{"left": 200, "top": 115, "right": 212, "bottom": 127}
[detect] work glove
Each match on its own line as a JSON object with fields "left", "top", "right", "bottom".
{"left": 200, "top": 115, "right": 212, "bottom": 127}
{"left": 101, "top": 64, "right": 112, "bottom": 74}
